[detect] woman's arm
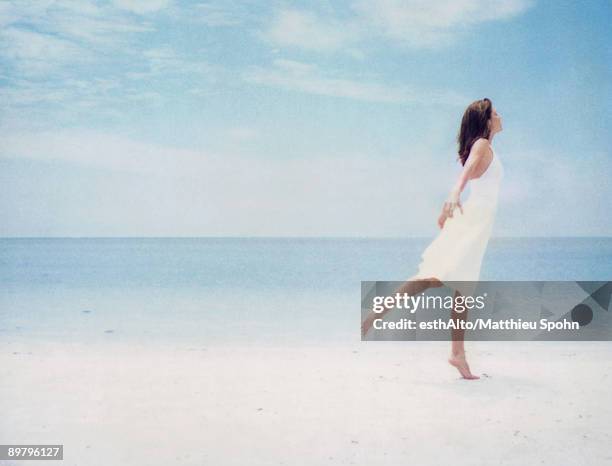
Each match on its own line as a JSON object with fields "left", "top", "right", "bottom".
{"left": 437, "top": 140, "right": 489, "bottom": 229}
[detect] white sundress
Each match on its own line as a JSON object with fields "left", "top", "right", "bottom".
{"left": 414, "top": 144, "right": 504, "bottom": 296}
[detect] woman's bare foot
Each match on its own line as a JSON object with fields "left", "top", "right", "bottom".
{"left": 448, "top": 352, "right": 480, "bottom": 380}
{"left": 361, "top": 312, "right": 379, "bottom": 338}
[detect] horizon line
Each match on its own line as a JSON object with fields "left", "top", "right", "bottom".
{"left": 1, "top": 235, "right": 611, "bottom": 240}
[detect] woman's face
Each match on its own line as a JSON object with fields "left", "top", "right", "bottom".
{"left": 490, "top": 107, "right": 503, "bottom": 134}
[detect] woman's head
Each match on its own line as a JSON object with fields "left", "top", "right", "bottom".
{"left": 457, "top": 98, "right": 502, "bottom": 165}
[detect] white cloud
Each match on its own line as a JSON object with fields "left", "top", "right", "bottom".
{"left": 192, "top": 2, "right": 246, "bottom": 27}
{"left": 0, "top": 27, "right": 84, "bottom": 76}
{"left": 263, "top": 9, "right": 357, "bottom": 52}
{"left": 244, "top": 59, "right": 467, "bottom": 105}
{"left": 159, "top": 1, "right": 253, "bottom": 28}
{"left": 143, "top": 46, "right": 183, "bottom": 72}
{"left": 264, "top": 0, "right": 534, "bottom": 51}
{"left": 0, "top": 2, "right": 153, "bottom": 80}
{"left": 2, "top": 1, "right": 152, "bottom": 46}
{"left": 139, "top": 46, "right": 215, "bottom": 76}
{"left": 0, "top": 129, "right": 449, "bottom": 236}
{"left": 46, "top": 14, "right": 151, "bottom": 46}
{"left": 0, "top": 4, "right": 217, "bottom": 121}
{"left": 354, "top": 0, "right": 533, "bottom": 47}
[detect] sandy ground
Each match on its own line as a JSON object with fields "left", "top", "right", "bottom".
{"left": 1, "top": 340, "right": 611, "bottom": 466}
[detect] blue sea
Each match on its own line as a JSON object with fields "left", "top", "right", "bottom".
{"left": 1, "top": 237, "right": 611, "bottom": 346}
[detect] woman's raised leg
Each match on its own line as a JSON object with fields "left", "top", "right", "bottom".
{"left": 361, "top": 276, "right": 443, "bottom": 338}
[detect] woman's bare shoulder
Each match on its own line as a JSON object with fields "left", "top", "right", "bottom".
{"left": 469, "top": 138, "right": 491, "bottom": 159}
{"left": 472, "top": 137, "right": 491, "bottom": 151}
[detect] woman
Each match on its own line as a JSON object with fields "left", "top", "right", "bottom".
{"left": 361, "top": 98, "right": 504, "bottom": 380}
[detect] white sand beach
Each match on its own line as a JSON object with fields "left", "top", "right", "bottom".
{"left": 1, "top": 340, "right": 611, "bottom": 466}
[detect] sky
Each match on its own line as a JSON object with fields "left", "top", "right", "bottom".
{"left": 0, "top": 0, "right": 610, "bottom": 237}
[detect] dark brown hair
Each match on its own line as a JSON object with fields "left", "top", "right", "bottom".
{"left": 457, "top": 98, "right": 492, "bottom": 165}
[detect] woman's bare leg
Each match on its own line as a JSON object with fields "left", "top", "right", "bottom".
{"left": 448, "top": 289, "right": 480, "bottom": 380}
{"left": 361, "top": 276, "right": 443, "bottom": 338}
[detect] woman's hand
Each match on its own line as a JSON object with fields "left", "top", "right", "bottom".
{"left": 437, "top": 191, "right": 463, "bottom": 229}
